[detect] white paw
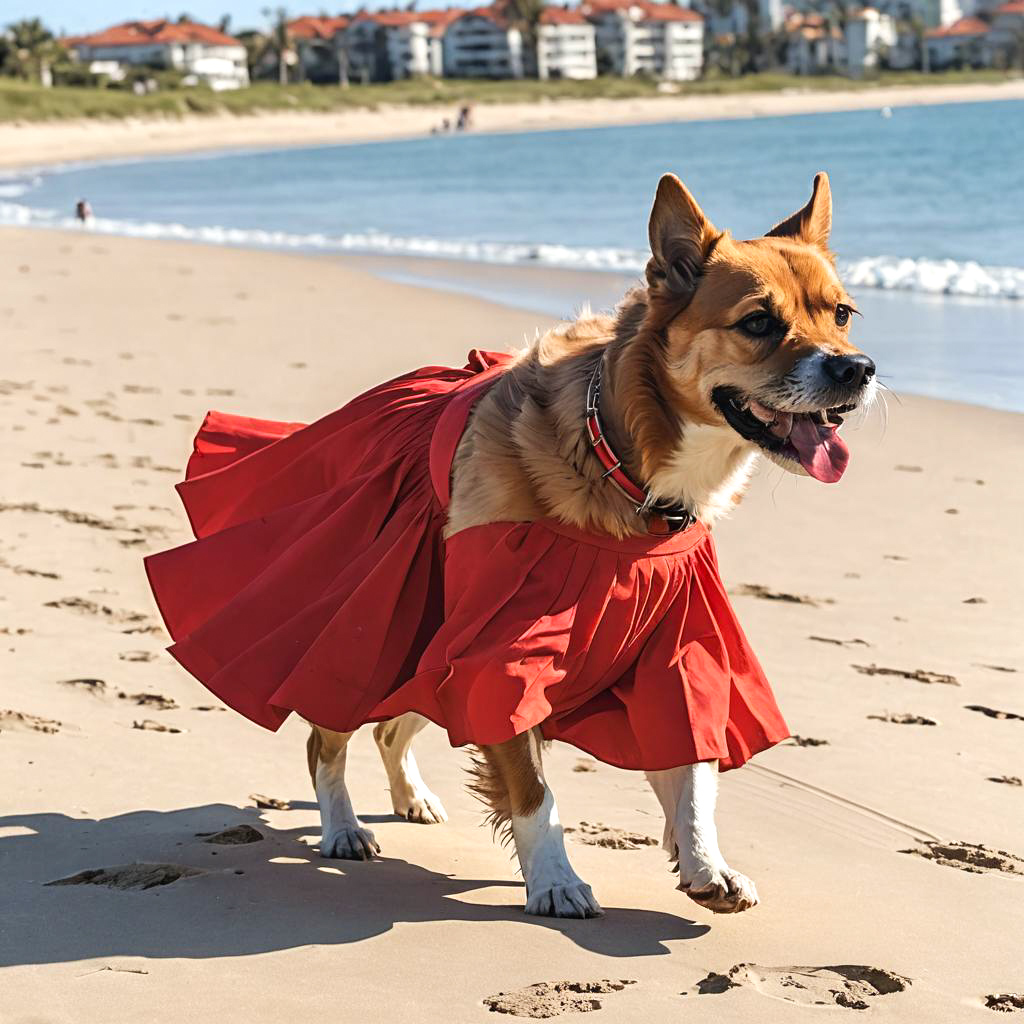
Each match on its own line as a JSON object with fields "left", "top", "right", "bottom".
{"left": 525, "top": 881, "right": 603, "bottom": 919}
{"left": 391, "top": 786, "right": 448, "bottom": 824}
{"left": 679, "top": 861, "right": 759, "bottom": 914}
{"left": 321, "top": 824, "right": 380, "bottom": 861}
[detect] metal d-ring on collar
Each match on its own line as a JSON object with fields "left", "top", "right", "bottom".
{"left": 584, "top": 358, "right": 695, "bottom": 535}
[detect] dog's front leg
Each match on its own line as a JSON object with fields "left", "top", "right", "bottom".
{"left": 645, "top": 761, "right": 758, "bottom": 914}
{"left": 474, "top": 731, "right": 602, "bottom": 919}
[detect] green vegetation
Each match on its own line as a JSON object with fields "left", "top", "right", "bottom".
{"left": 0, "top": 69, "right": 1018, "bottom": 123}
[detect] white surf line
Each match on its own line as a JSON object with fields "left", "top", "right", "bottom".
{"left": 745, "top": 763, "right": 942, "bottom": 843}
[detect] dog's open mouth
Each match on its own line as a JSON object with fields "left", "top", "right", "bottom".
{"left": 712, "top": 386, "right": 855, "bottom": 483}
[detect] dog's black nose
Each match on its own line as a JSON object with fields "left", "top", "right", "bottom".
{"left": 824, "top": 354, "right": 875, "bottom": 388}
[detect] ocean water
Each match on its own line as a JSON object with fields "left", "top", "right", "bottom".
{"left": 3, "top": 99, "right": 1022, "bottom": 409}
{"left": 3, "top": 99, "right": 1023, "bottom": 298}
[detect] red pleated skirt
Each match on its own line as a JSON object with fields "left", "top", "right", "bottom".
{"left": 145, "top": 350, "right": 789, "bottom": 771}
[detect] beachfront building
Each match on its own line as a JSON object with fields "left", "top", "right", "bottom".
{"left": 924, "top": 15, "right": 989, "bottom": 65}
{"left": 65, "top": 19, "right": 249, "bottom": 90}
{"left": 783, "top": 13, "right": 844, "bottom": 73}
{"left": 287, "top": 16, "right": 350, "bottom": 84}
{"left": 443, "top": 7, "right": 527, "bottom": 78}
{"left": 582, "top": 0, "right": 705, "bottom": 81}
{"left": 844, "top": 8, "right": 898, "bottom": 74}
{"left": 536, "top": 7, "right": 598, "bottom": 79}
{"left": 339, "top": 10, "right": 457, "bottom": 82}
{"left": 986, "top": 0, "right": 1024, "bottom": 65}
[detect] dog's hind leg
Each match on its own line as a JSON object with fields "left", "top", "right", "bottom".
{"left": 307, "top": 725, "right": 380, "bottom": 860}
{"left": 646, "top": 761, "right": 758, "bottom": 914}
{"left": 473, "top": 731, "right": 602, "bottom": 919}
{"left": 373, "top": 713, "right": 448, "bottom": 824}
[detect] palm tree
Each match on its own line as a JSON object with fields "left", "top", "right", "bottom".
{"left": 503, "top": 0, "right": 545, "bottom": 69}
{"left": 3, "top": 18, "right": 62, "bottom": 86}
{"left": 262, "top": 6, "right": 296, "bottom": 84}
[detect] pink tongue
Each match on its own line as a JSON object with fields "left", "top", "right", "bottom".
{"left": 788, "top": 417, "right": 850, "bottom": 483}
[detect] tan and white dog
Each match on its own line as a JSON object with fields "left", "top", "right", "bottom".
{"left": 306, "top": 172, "right": 876, "bottom": 918}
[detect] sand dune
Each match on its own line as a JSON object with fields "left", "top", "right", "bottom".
{"left": 1, "top": 226, "right": 1022, "bottom": 1022}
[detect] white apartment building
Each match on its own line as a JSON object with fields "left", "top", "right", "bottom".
{"left": 443, "top": 7, "right": 526, "bottom": 78}
{"left": 379, "top": 11, "right": 456, "bottom": 79}
{"left": 844, "top": 7, "right": 898, "bottom": 74}
{"left": 583, "top": 0, "right": 704, "bottom": 81}
{"left": 784, "top": 13, "right": 843, "bottom": 73}
{"left": 66, "top": 19, "right": 249, "bottom": 90}
{"left": 537, "top": 7, "right": 598, "bottom": 79}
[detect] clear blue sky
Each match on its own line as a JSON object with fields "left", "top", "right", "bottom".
{"left": 5, "top": 3, "right": 474, "bottom": 36}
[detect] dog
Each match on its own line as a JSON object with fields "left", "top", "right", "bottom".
{"left": 302, "top": 171, "right": 876, "bottom": 919}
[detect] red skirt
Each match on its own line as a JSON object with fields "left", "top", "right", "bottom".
{"left": 145, "top": 350, "right": 789, "bottom": 771}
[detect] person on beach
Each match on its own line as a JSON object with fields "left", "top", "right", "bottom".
{"left": 75, "top": 199, "right": 93, "bottom": 225}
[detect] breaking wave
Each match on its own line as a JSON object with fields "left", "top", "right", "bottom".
{"left": 1, "top": 197, "right": 1021, "bottom": 300}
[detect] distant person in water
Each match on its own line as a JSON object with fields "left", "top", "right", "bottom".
{"left": 75, "top": 199, "right": 93, "bottom": 225}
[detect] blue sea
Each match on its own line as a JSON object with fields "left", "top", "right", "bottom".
{"left": 3, "top": 99, "right": 1022, "bottom": 409}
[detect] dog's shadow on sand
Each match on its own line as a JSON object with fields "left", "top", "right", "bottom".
{"left": 0, "top": 803, "right": 709, "bottom": 967}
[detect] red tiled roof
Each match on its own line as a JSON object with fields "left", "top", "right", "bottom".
{"left": 288, "top": 15, "right": 349, "bottom": 40}
{"left": 926, "top": 15, "right": 988, "bottom": 36}
{"left": 348, "top": 8, "right": 460, "bottom": 33}
{"left": 67, "top": 19, "right": 240, "bottom": 48}
{"left": 582, "top": 0, "right": 702, "bottom": 23}
{"left": 539, "top": 6, "right": 589, "bottom": 24}
{"left": 994, "top": 0, "right": 1024, "bottom": 11}
{"left": 451, "top": 6, "right": 513, "bottom": 29}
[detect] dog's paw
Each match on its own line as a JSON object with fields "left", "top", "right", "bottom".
{"left": 680, "top": 864, "right": 759, "bottom": 914}
{"left": 525, "top": 881, "right": 603, "bottom": 919}
{"left": 320, "top": 824, "right": 380, "bottom": 861}
{"left": 391, "top": 786, "right": 448, "bottom": 824}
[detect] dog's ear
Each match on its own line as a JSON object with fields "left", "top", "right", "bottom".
{"left": 646, "top": 174, "right": 718, "bottom": 304}
{"left": 766, "top": 172, "right": 832, "bottom": 249}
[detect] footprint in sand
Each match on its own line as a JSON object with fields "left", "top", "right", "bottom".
{"left": 132, "top": 719, "right": 182, "bottom": 734}
{"left": 564, "top": 822, "right": 658, "bottom": 850}
{"left": 732, "top": 584, "right": 832, "bottom": 607}
{"left": 789, "top": 735, "right": 829, "bottom": 747}
{"left": 988, "top": 776, "right": 1022, "bottom": 787}
{"left": 0, "top": 709, "right": 62, "bottom": 734}
{"left": 689, "top": 964, "right": 910, "bottom": 1010}
{"left": 119, "top": 692, "right": 178, "bottom": 711}
{"left": 199, "top": 825, "right": 263, "bottom": 845}
{"left": 853, "top": 664, "right": 958, "bottom": 686}
{"left": 119, "top": 650, "right": 157, "bottom": 663}
{"left": 572, "top": 759, "right": 597, "bottom": 773}
{"left": 975, "top": 663, "right": 1017, "bottom": 674}
{"left": 966, "top": 705, "right": 1024, "bottom": 722}
{"left": 59, "top": 677, "right": 107, "bottom": 695}
{"left": 810, "top": 635, "right": 870, "bottom": 648}
{"left": 483, "top": 980, "right": 636, "bottom": 1018}
{"left": 964, "top": 596, "right": 988, "bottom": 604}
{"left": 45, "top": 863, "right": 204, "bottom": 891}
{"left": 894, "top": 464, "right": 923, "bottom": 473}
{"left": 986, "top": 994, "right": 1024, "bottom": 1012}
{"left": 868, "top": 713, "right": 938, "bottom": 726}
{"left": 901, "top": 841, "right": 1024, "bottom": 876}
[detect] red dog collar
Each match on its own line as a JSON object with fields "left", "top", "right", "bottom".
{"left": 585, "top": 359, "right": 695, "bottom": 535}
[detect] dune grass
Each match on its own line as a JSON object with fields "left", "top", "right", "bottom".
{"left": 0, "top": 69, "right": 1017, "bottom": 123}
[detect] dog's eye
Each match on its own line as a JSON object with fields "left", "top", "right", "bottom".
{"left": 835, "top": 304, "right": 851, "bottom": 327}
{"left": 740, "top": 312, "right": 778, "bottom": 338}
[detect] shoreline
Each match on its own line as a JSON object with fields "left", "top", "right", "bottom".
{"left": 2, "top": 78, "right": 1023, "bottom": 171}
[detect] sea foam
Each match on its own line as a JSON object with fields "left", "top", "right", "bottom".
{"left": 2, "top": 199, "right": 1020, "bottom": 301}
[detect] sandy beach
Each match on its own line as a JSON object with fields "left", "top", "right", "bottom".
{"left": 2, "top": 78, "right": 1023, "bottom": 170}
{"left": 2, "top": 226, "right": 1022, "bottom": 1022}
